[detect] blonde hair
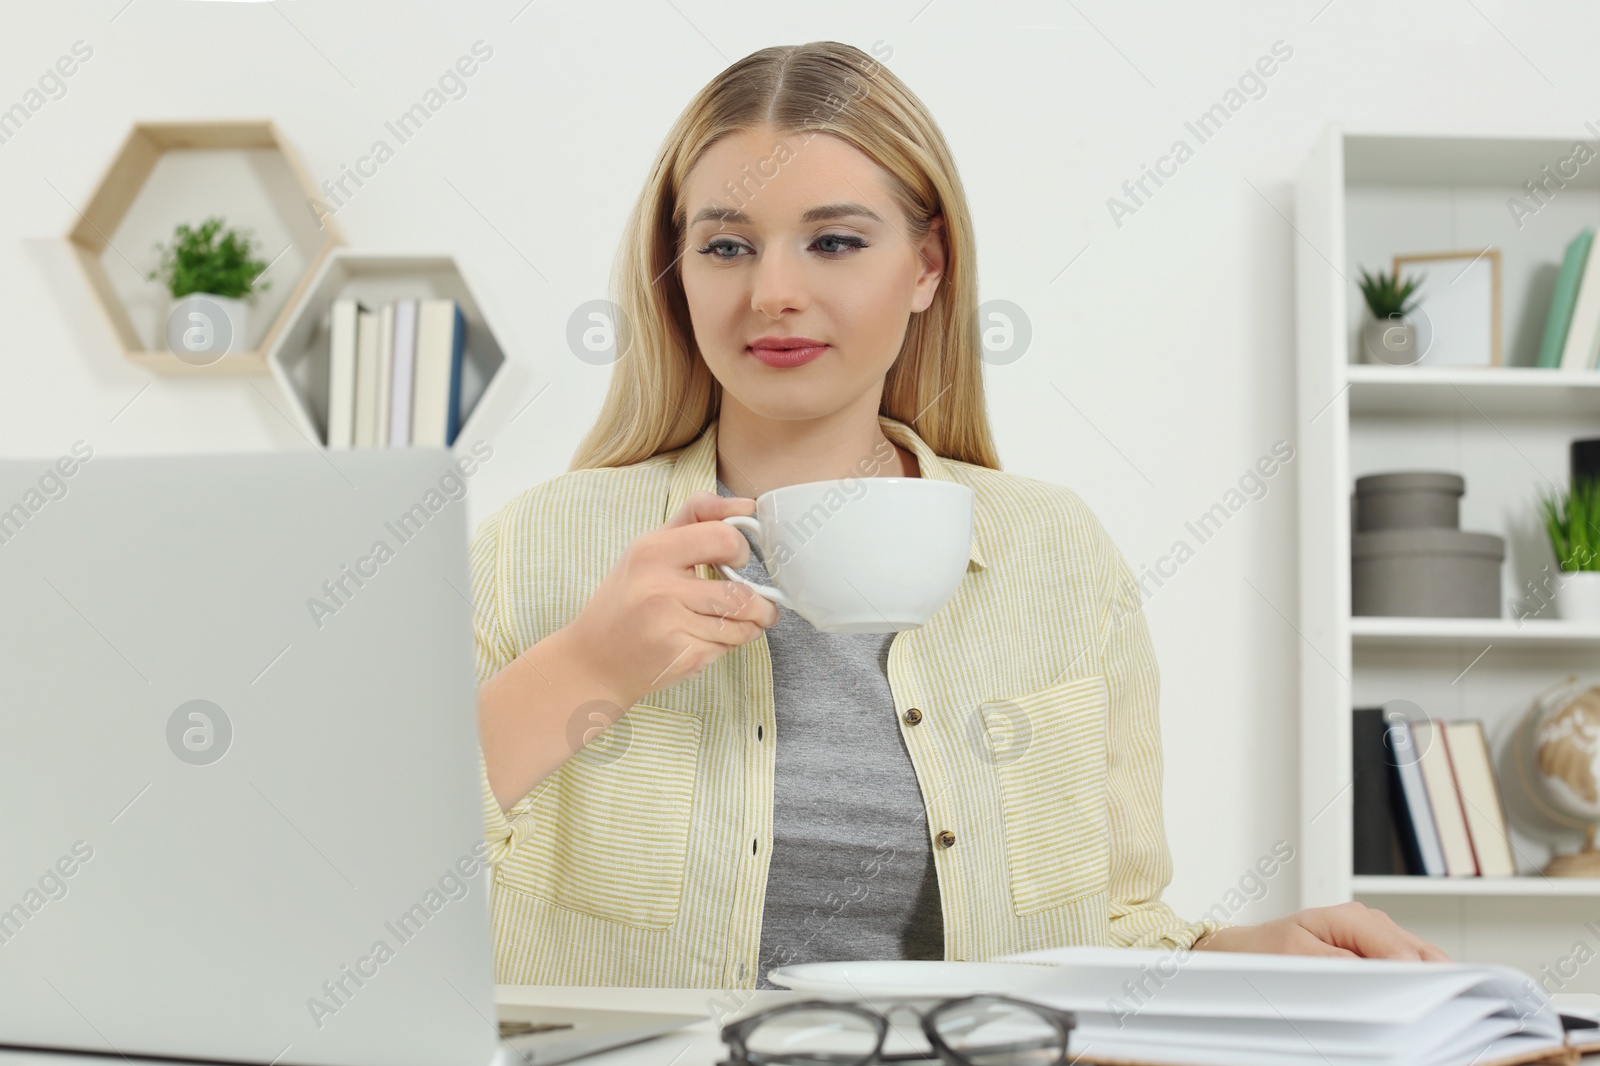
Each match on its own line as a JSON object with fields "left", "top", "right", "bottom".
{"left": 568, "top": 40, "right": 1000, "bottom": 473}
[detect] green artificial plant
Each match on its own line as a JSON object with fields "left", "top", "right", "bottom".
{"left": 1540, "top": 477, "right": 1600, "bottom": 572}
{"left": 146, "top": 216, "right": 272, "bottom": 301}
{"left": 1356, "top": 264, "right": 1425, "bottom": 320}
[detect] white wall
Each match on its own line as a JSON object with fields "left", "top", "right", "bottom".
{"left": 5, "top": 0, "right": 1586, "bottom": 933}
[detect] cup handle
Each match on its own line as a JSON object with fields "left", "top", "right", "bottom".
{"left": 714, "top": 515, "right": 795, "bottom": 611}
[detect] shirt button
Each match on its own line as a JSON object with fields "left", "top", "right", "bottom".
{"left": 936, "top": 829, "right": 956, "bottom": 848}
{"left": 903, "top": 707, "right": 923, "bottom": 725}
{"left": 735, "top": 961, "right": 748, "bottom": 981}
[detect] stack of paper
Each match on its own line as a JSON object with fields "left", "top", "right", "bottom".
{"left": 995, "top": 946, "right": 1571, "bottom": 1066}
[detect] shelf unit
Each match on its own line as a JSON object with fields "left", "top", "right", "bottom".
{"left": 264, "top": 251, "right": 517, "bottom": 451}
{"left": 67, "top": 120, "right": 341, "bottom": 374}
{"left": 1295, "top": 124, "right": 1600, "bottom": 987}
{"left": 1346, "top": 364, "right": 1600, "bottom": 417}
{"left": 1352, "top": 875, "right": 1600, "bottom": 897}
{"left": 1351, "top": 617, "right": 1600, "bottom": 649}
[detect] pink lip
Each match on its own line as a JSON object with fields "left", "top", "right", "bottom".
{"left": 747, "top": 343, "right": 828, "bottom": 368}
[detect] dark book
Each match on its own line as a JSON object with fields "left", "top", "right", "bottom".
{"left": 1352, "top": 707, "right": 1407, "bottom": 875}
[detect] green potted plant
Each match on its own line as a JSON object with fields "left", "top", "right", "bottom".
{"left": 1540, "top": 477, "right": 1600, "bottom": 621}
{"left": 146, "top": 216, "right": 272, "bottom": 359}
{"left": 1356, "top": 264, "right": 1425, "bottom": 365}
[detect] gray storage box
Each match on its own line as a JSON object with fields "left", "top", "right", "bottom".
{"left": 1351, "top": 528, "right": 1504, "bottom": 617}
{"left": 1354, "top": 471, "right": 1464, "bottom": 532}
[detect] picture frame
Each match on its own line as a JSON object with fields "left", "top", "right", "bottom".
{"left": 1391, "top": 248, "right": 1502, "bottom": 367}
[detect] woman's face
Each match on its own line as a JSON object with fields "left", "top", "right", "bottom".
{"left": 677, "top": 125, "right": 945, "bottom": 423}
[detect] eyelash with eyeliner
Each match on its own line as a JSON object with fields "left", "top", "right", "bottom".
{"left": 694, "top": 233, "right": 870, "bottom": 259}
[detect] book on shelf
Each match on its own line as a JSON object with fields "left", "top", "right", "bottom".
{"left": 326, "top": 298, "right": 363, "bottom": 451}
{"left": 1559, "top": 225, "right": 1600, "bottom": 371}
{"left": 411, "top": 299, "right": 467, "bottom": 448}
{"left": 390, "top": 298, "right": 417, "bottom": 447}
{"left": 1414, "top": 717, "right": 1478, "bottom": 875}
{"left": 1537, "top": 227, "right": 1593, "bottom": 369}
{"left": 374, "top": 302, "right": 395, "bottom": 446}
{"left": 1352, "top": 707, "right": 1517, "bottom": 878}
{"left": 1352, "top": 706, "right": 1409, "bottom": 875}
{"left": 352, "top": 306, "right": 379, "bottom": 448}
{"left": 1389, "top": 712, "right": 1447, "bottom": 875}
{"left": 324, "top": 296, "right": 466, "bottom": 449}
{"left": 1446, "top": 719, "right": 1516, "bottom": 877}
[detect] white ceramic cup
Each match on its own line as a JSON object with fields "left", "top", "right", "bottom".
{"left": 715, "top": 477, "right": 975, "bottom": 634}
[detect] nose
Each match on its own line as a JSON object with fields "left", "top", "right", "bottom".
{"left": 749, "top": 242, "right": 808, "bottom": 319}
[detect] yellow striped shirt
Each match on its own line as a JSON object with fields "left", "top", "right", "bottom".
{"left": 474, "top": 414, "right": 1228, "bottom": 987}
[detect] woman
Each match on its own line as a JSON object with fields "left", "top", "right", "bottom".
{"left": 474, "top": 41, "right": 1444, "bottom": 988}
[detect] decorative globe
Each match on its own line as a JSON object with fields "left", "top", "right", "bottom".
{"left": 1512, "top": 676, "right": 1600, "bottom": 875}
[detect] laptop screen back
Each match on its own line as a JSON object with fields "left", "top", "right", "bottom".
{"left": 0, "top": 447, "right": 498, "bottom": 1066}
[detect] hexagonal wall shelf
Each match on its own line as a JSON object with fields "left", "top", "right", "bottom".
{"left": 266, "top": 252, "right": 512, "bottom": 449}
{"left": 67, "top": 120, "right": 342, "bottom": 375}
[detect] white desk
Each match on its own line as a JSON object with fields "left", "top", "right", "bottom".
{"left": 494, "top": 987, "right": 1600, "bottom": 1066}
{"left": 501, "top": 987, "right": 1257, "bottom": 1066}
{"left": 1, "top": 986, "right": 1598, "bottom": 1065}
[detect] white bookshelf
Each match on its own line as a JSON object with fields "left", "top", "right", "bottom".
{"left": 1294, "top": 125, "right": 1600, "bottom": 986}
{"left": 1352, "top": 875, "right": 1600, "bottom": 897}
{"left": 264, "top": 252, "right": 519, "bottom": 451}
{"left": 1351, "top": 616, "right": 1600, "bottom": 649}
{"left": 1347, "top": 364, "right": 1600, "bottom": 417}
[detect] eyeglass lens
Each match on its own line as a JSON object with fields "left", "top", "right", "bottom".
{"left": 930, "top": 999, "right": 1068, "bottom": 1066}
{"left": 745, "top": 1007, "right": 881, "bottom": 1066}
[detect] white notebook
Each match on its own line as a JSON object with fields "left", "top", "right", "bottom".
{"left": 997, "top": 946, "right": 1569, "bottom": 1066}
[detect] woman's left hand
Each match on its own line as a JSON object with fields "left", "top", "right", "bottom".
{"left": 1190, "top": 901, "right": 1450, "bottom": 960}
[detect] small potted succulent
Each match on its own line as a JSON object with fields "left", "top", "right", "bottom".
{"left": 146, "top": 216, "right": 271, "bottom": 359}
{"left": 1540, "top": 477, "right": 1600, "bottom": 621}
{"left": 1356, "top": 264, "right": 1425, "bottom": 365}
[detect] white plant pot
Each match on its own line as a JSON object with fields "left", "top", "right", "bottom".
{"left": 164, "top": 293, "right": 250, "bottom": 365}
{"left": 1361, "top": 314, "right": 1418, "bottom": 365}
{"left": 1555, "top": 570, "right": 1600, "bottom": 622}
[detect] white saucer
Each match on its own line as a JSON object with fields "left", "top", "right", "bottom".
{"left": 765, "top": 960, "right": 1057, "bottom": 1000}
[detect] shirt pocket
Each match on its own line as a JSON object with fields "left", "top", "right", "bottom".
{"left": 980, "top": 673, "right": 1110, "bottom": 916}
{"left": 493, "top": 702, "right": 702, "bottom": 930}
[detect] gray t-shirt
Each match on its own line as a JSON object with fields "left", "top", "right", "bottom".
{"left": 714, "top": 478, "right": 944, "bottom": 987}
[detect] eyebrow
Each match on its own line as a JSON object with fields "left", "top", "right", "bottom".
{"left": 688, "top": 201, "right": 886, "bottom": 227}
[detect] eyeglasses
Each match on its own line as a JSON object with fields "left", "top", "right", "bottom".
{"left": 717, "top": 994, "right": 1077, "bottom": 1066}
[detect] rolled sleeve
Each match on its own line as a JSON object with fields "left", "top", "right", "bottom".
{"left": 479, "top": 745, "right": 540, "bottom": 866}
{"left": 469, "top": 507, "right": 540, "bottom": 867}
{"left": 1097, "top": 534, "right": 1234, "bottom": 953}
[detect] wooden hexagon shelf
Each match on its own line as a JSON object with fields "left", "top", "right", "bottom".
{"left": 266, "top": 252, "right": 513, "bottom": 450}
{"left": 67, "top": 120, "right": 342, "bottom": 375}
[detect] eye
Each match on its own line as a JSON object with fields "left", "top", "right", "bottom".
{"left": 695, "top": 237, "right": 748, "bottom": 260}
{"left": 813, "top": 233, "right": 868, "bottom": 256}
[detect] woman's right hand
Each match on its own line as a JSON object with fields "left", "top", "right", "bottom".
{"left": 559, "top": 490, "right": 780, "bottom": 707}
{"left": 480, "top": 490, "right": 780, "bottom": 812}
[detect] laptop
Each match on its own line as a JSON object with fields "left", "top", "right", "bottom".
{"left": 0, "top": 448, "right": 698, "bottom": 1066}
